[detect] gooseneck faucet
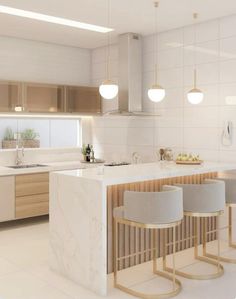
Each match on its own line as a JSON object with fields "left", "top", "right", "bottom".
{"left": 15, "top": 142, "right": 24, "bottom": 166}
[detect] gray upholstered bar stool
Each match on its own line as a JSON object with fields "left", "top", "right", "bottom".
{"left": 113, "top": 186, "right": 183, "bottom": 299}
{"left": 203, "top": 177, "right": 236, "bottom": 263}
{"left": 164, "top": 179, "right": 225, "bottom": 280}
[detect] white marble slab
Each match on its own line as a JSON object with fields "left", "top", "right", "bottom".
{"left": 53, "top": 161, "right": 236, "bottom": 186}
{"left": 49, "top": 161, "right": 236, "bottom": 296}
{"left": 50, "top": 173, "right": 107, "bottom": 296}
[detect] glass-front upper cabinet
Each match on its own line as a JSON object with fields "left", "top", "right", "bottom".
{"left": 66, "top": 86, "right": 101, "bottom": 114}
{"left": 25, "top": 83, "right": 65, "bottom": 113}
{"left": 0, "top": 81, "right": 22, "bottom": 112}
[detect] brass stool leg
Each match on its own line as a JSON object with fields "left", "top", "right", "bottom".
{"left": 194, "top": 217, "right": 198, "bottom": 259}
{"left": 204, "top": 207, "right": 236, "bottom": 263}
{"left": 114, "top": 221, "right": 182, "bottom": 299}
{"left": 163, "top": 228, "right": 167, "bottom": 270}
{"left": 172, "top": 227, "right": 176, "bottom": 291}
{"left": 113, "top": 218, "right": 118, "bottom": 287}
{"left": 165, "top": 216, "right": 224, "bottom": 280}
{"left": 153, "top": 229, "right": 157, "bottom": 273}
{"left": 229, "top": 206, "right": 236, "bottom": 249}
{"left": 202, "top": 218, "right": 207, "bottom": 256}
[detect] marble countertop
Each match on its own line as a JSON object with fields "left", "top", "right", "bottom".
{"left": 53, "top": 161, "right": 236, "bottom": 186}
{"left": 0, "top": 160, "right": 87, "bottom": 176}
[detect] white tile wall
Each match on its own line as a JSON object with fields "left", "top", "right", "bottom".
{"left": 0, "top": 36, "right": 91, "bottom": 86}
{"left": 90, "top": 14, "right": 236, "bottom": 163}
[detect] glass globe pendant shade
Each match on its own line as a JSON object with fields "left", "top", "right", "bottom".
{"left": 187, "top": 88, "right": 204, "bottom": 105}
{"left": 148, "top": 84, "right": 166, "bottom": 103}
{"left": 99, "top": 80, "right": 118, "bottom": 100}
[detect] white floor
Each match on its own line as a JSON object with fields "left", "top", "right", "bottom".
{"left": 0, "top": 217, "right": 236, "bottom": 299}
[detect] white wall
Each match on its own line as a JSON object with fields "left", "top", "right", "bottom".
{"left": 90, "top": 14, "right": 236, "bottom": 163}
{"left": 0, "top": 36, "right": 90, "bottom": 85}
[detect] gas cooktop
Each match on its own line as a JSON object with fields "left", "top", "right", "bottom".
{"left": 104, "top": 162, "right": 130, "bottom": 167}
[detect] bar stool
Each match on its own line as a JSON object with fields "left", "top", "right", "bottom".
{"left": 113, "top": 186, "right": 183, "bottom": 299}
{"left": 164, "top": 179, "right": 225, "bottom": 280}
{"left": 203, "top": 177, "right": 236, "bottom": 263}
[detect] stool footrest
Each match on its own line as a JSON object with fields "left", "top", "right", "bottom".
{"left": 204, "top": 251, "right": 236, "bottom": 264}
{"left": 114, "top": 269, "right": 182, "bottom": 299}
{"left": 164, "top": 255, "right": 224, "bottom": 280}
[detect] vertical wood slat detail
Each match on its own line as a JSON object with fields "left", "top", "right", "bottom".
{"left": 107, "top": 172, "right": 217, "bottom": 273}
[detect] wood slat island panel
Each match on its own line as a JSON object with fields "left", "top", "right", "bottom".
{"left": 107, "top": 172, "right": 217, "bottom": 273}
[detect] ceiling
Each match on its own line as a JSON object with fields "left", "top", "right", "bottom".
{"left": 0, "top": 0, "right": 235, "bottom": 49}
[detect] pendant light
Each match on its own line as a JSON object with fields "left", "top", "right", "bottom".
{"left": 99, "top": 0, "right": 118, "bottom": 100}
{"left": 148, "top": 1, "right": 165, "bottom": 103}
{"left": 187, "top": 13, "right": 204, "bottom": 105}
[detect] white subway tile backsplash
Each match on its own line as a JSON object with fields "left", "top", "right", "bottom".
{"left": 184, "top": 63, "right": 219, "bottom": 86}
{"left": 153, "top": 87, "right": 183, "bottom": 109}
{"left": 220, "top": 15, "right": 236, "bottom": 39}
{"left": 196, "top": 20, "right": 219, "bottom": 44}
{"left": 184, "top": 128, "right": 219, "bottom": 150}
{"left": 219, "top": 83, "right": 236, "bottom": 105}
{"left": 220, "top": 36, "right": 236, "bottom": 60}
{"left": 157, "top": 127, "right": 183, "bottom": 148}
{"left": 184, "top": 106, "right": 218, "bottom": 128}
{"left": 127, "top": 127, "right": 154, "bottom": 146}
{"left": 158, "top": 47, "right": 183, "bottom": 69}
{"left": 158, "top": 29, "right": 183, "bottom": 51}
{"left": 219, "top": 106, "right": 236, "bottom": 127}
{"left": 104, "top": 127, "right": 127, "bottom": 145}
{"left": 156, "top": 108, "right": 183, "bottom": 128}
{"left": 159, "top": 67, "right": 183, "bottom": 88}
{"left": 220, "top": 60, "right": 236, "bottom": 83}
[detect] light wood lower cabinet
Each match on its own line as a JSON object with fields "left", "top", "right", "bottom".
{"left": 0, "top": 176, "right": 15, "bottom": 221}
{"left": 15, "top": 173, "right": 49, "bottom": 219}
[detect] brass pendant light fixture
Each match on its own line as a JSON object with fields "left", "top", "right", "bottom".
{"left": 148, "top": 1, "right": 165, "bottom": 103}
{"left": 99, "top": 0, "right": 118, "bottom": 100}
{"left": 187, "top": 13, "right": 204, "bottom": 105}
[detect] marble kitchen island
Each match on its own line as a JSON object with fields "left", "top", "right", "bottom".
{"left": 49, "top": 162, "right": 236, "bottom": 296}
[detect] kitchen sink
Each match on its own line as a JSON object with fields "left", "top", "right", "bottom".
{"left": 7, "top": 164, "right": 48, "bottom": 169}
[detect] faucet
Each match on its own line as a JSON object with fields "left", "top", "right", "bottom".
{"left": 15, "top": 145, "right": 24, "bottom": 165}
{"left": 132, "top": 152, "right": 141, "bottom": 164}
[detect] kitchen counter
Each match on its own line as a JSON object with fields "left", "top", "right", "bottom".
{"left": 49, "top": 161, "right": 236, "bottom": 296}
{"left": 52, "top": 161, "right": 236, "bottom": 185}
{"left": 0, "top": 160, "right": 92, "bottom": 176}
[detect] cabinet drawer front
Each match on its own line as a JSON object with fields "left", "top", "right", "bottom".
{"left": 0, "top": 176, "right": 15, "bottom": 221}
{"left": 15, "top": 173, "right": 49, "bottom": 197}
{"left": 15, "top": 193, "right": 49, "bottom": 219}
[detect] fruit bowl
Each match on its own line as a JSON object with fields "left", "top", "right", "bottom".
{"left": 175, "top": 153, "right": 203, "bottom": 165}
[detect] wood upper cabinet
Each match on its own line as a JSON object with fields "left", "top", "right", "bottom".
{"left": 0, "top": 80, "right": 101, "bottom": 114}
{"left": 66, "top": 86, "right": 101, "bottom": 114}
{"left": 24, "top": 83, "right": 65, "bottom": 113}
{"left": 0, "top": 81, "right": 22, "bottom": 112}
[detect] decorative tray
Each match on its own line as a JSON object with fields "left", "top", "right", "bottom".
{"left": 175, "top": 160, "right": 203, "bottom": 165}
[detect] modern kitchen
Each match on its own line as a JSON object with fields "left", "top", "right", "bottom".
{"left": 0, "top": 1, "right": 236, "bottom": 299}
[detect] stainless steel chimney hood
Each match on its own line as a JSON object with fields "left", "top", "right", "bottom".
{"left": 105, "top": 33, "right": 159, "bottom": 116}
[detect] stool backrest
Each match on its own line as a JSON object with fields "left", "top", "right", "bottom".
{"left": 175, "top": 179, "right": 225, "bottom": 213}
{"left": 217, "top": 177, "right": 236, "bottom": 204}
{"left": 124, "top": 186, "right": 183, "bottom": 225}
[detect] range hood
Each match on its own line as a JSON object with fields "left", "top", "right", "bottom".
{"left": 105, "top": 33, "right": 159, "bottom": 116}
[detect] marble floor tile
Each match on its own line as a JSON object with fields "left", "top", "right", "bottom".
{"left": 0, "top": 218, "right": 235, "bottom": 299}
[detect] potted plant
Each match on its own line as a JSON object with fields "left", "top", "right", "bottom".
{"left": 21, "top": 128, "right": 40, "bottom": 148}
{"left": 2, "top": 128, "right": 16, "bottom": 149}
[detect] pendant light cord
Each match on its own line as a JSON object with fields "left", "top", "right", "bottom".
{"left": 106, "top": 0, "right": 111, "bottom": 80}
{"left": 193, "top": 13, "right": 197, "bottom": 89}
{"left": 154, "top": 1, "right": 159, "bottom": 84}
